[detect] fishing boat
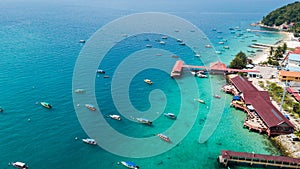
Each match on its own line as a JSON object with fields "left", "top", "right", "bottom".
{"left": 205, "top": 45, "right": 212, "bottom": 48}
{"left": 119, "top": 161, "right": 139, "bottom": 169}
{"left": 213, "top": 94, "right": 221, "bottom": 99}
{"left": 82, "top": 138, "right": 97, "bottom": 145}
{"left": 179, "top": 42, "right": 186, "bottom": 45}
{"left": 157, "top": 133, "right": 171, "bottom": 142}
{"left": 144, "top": 79, "right": 153, "bottom": 85}
{"left": 85, "top": 104, "right": 96, "bottom": 111}
{"left": 96, "top": 69, "right": 105, "bottom": 74}
{"left": 136, "top": 118, "right": 152, "bottom": 125}
{"left": 176, "top": 39, "right": 183, "bottom": 42}
{"left": 40, "top": 102, "right": 52, "bottom": 109}
{"left": 163, "top": 113, "right": 176, "bottom": 119}
{"left": 223, "top": 46, "right": 230, "bottom": 49}
{"left": 161, "top": 35, "right": 168, "bottom": 39}
{"left": 109, "top": 114, "right": 121, "bottom": 121}
{"left": 79, "top": 40, "right": 85, "bottom": 43}
{"left": 195, "top": 99, "right": 205, "bottom": 104}
{"left": 145, "top": 44, "right": 152, "bottom": 48}
{"left": 12, "top": 162, "right": 28, "bottom": 169}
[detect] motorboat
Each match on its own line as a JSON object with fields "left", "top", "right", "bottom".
{"left": 40, "top": 102, "right": 52, "bottom": 109}
{"left": 163, "top": 113, "right": 176, "bottom": 119}
{"left": 96, "top": 69, "right": 105, "bottom": 74}
{"left": 159, "top": 41, "right": 166, "bottom": 45}
{"left": 194, "top": 53, "right": 201, "bottom": 57}
{"left": 82, "top": 138, "right": 97, "bottom": 145}
{"left": 179, "top": 42, "right": 185, "bottom": 45}
{"left": 146, "top": 44, "right": 152, "bottom": 48}
{"left": 144, "top": 79, "right": 153, "bottom": 85}
{"left": 176, "top": 39, "right": 183, "bottom": 42}
{"left": 79, "top": 40, "right": 85, "bottom": 43}
{"left": 197, "top": 73, "right": 207, "bottom": 78}
{"left": 205, "top": 45, "right": 212, "bottom": 48}
{"left": 85, "top": 104, "right": 96, "bottom": 111}
{"left": 161, "top": 35, "right": 168, "bottom": 39}
{"left": 213, "top": 94, "right": 221, "bottom": 99}
{"left": 195, "top": 99, "right": 205, "bottom": 104}
{"left": 109, "top": 114, "right": 121, "bottom": 121}
{"left": 223, "top": 46, "right": 230, "bottom": 49}
{"left": 103, "top": 75, "right": 110, "bottom": 78}
{"left": 218, "top": 41, "right": 224, "bottom": 44}
{"left": 136, "top": 118, "right": 152, "bottom": 125}
{"left": 119, "top": 161, "right": 139, "bottom": 169}
{"left": 74, "top": 89, "right": 86, "bottom": 93}
{"left": 0, "top": 107, "right": 3, "bottom": 112}
{"left": 157, "top": 133, "right": 171, "bottom": 142}
{"left": 12, "top": 162, "right": 28, "bottom": 169}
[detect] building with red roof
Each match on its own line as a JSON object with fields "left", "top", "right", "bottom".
{"left": 170, "top": 60, "right": 184, "bottom": 78}
{"left": 230, "top": 76, "right": 295, "bottom": 136}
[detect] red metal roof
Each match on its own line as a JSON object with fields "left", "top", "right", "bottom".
{"left": 222, "top": 150, "right": 300, "bottom": 164}
{"left": 287, "top": 87, "right": 298, "bottom": 93}
{"left": 293, "top": 47, "right": 300, "bottom": 54}
{"left": 172, "top": 60, "right": 184, "bottom": 72}
{"left": 230, "top": 76, "right": 257, "bottom": 92}
{"left": 230, "top": 76, "right": 294, "bottom": 128}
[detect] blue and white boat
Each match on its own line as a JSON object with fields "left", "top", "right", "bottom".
{"left": 120, "top": 161, "right": 139, "bottom": 169}
{"left": 164, "top": 113, "right": 176, "bottom": 119}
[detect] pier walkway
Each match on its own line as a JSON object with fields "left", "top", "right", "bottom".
{"left": 218, "top": 150, "right": 300, "bottom": 168}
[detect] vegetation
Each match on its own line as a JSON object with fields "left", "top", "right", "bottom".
{"left": 260, "top": 81, "right": 300, "bottom": 117}
{"left": 261, "top": 2, "right": 300, "bottom": 37}
{"left": 261, "top": 43, "right": 287, "bottom": 66}
{"left": 229, "top": 51, "right": 248, "bottom": 69}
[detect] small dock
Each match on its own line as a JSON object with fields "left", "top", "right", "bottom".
{"left": 218, "top": 150, "right": 300, "bottom": 168}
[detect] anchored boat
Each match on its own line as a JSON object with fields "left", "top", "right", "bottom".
{"left": 136, "top": 118, "right": 152, "bottom": 125}
{"left": 82, "top": 138, "right": 97, "bottom": 145}
{"left": 163, "top": 113, "right": 177, "bottom": 119}
{"left": 157, "top": 133, "right": 171, "bottom": 142}
{"left": 12, "top": 161, "right": 28, "bottom": 169}
{"left": 119, "top": 161, "right": 139, "bottom": 169}
{"left": 85, "top": 104, "right": 96, "bottom": 111}
{"left": 40, "top": 102, "right": 52, "bottom": 109}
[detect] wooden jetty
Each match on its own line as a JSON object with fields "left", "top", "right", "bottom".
{"left": 218, "top": 150, "right": 300, "bottom": 168}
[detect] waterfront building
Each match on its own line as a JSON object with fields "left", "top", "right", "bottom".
{"left": 278, "top": 70, "right": 300, "bottom": 82}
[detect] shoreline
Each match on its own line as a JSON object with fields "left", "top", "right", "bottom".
{"left": 251, "top": 31, "right": 292, "bottom": 65}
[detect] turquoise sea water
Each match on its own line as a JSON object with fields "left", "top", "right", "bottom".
{"left": 0, "top": 1, "right": 294, "bottom": 169}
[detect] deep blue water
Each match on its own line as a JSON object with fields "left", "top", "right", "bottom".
{"left": 0, "top": 1, "right": 295, "bottom": 169}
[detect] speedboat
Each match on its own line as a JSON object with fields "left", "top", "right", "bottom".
{"left": 74, "top": 89, "right": 86, "bottom": 93}
{"left": 109, "top": 114, "right": 121, "bottom": 121}
{"left": 195, "top": 99, "right": 205, "bottom": 104}
{"left": 179, "top": 42, "right": 185, "bottom": 45}
{"left": 79, "top": 40, "right": 85, "bottom": 43}
{"left": 144, "top": 79, "right": 153, "bottom": 85}
{"left": 146, "top": 44, "right": 152, "bottom": 48}
{"left": 119, "top": 161, "right": 139, "bottom": 169}
{"left": 197, "top": 73, "right": 207, "bottom": 78}
{"left": 96, "top": 69, "right": 105, "bottom": 74}
{"left": 0, "top": 107, "right": 3, "bottom": 112}
{"left": 85, "top": 104, "right": 96, "bottom": 111}
{"left": 164, "top": 113, "right": 176, "bottom": 119}
{"left": 176, "top": 39, "right": 183, "bottom": 42}
{"left": 40, "top": 102, "right": 52, "bottom": 109}
{"left": 82, "top": 138, "right": 97, "bottom": 145}
{"left": 161, "top": 35, "right": 168, "bottom": 39}
{"left": 157, "top": 133, "right": 171, "bottom": 142}
{"left": 136, "top": 118, "right": 152, "bottom": 125}
{"left": 205, "top": 45, "right": 212, "bottom": 48}
{"left": 12, "top": 162, "right": 28, "bottom": 169}
{"left": 159, "top": 41, "right": 166, "bottom": 45}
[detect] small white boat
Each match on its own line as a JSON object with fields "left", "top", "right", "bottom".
{"left": 194, "top": 98, "right": 205, "bottom": 104}
{"left": 119, "top": 161, "right": 139, "bottom": 169}
{"left": 144, "top": 79, "right": 153, "bottom": 85}
{"left": 223, "top": 46, "right": 230, "bottom": 49}
{"left": 97, "top": 69, "right": 105, "bottom": 74}
{"left": 79, "top": 40, "right": 85, "bottom": 43}
{"left": 146, "top": 44, "right": 152, "bottom": 48}
{"left": 179, "top": 42, "right": 186, "bottom": 45}
{"left": 194, "top": 53, "right": 201, "bottom": 57}
{"left": 216, "top": 51, "right": 222, "bottom": 54}
{"left": 159, "top": 41, "right": 166, "bottom": 45}
{"left": 40, "top": 102, "right": 52, "bottom": 109}
{"left": 82, "top": 138, "right": 97, "bottom": 145}
{"left": 74, "top": 89, "right": 86, "bottom": 93}
{"left": 161, "top": 35, "right": 168, "bottom": 39}
{"left": 176, "top": 39, "right": 183, "bottom": 42}
{"left": 85, "top": 104, "right": 96, "bottom": 111}
{"left": 157, "top": 133, "right": 171, "bottom": 142}
{"left": 136, "top": 118, "right": 152, "bottom": 125}
{"left": 164, "top": 113, "right": 176, "bottom": 119}
{"left": 205, "top": 45, "right": 212, "bottom": 48}
{"left": 109, "top": 114, "right": 121, "bottom": 121}
{"left": 12, "top": 162, "right": 28, "bottom": 169}
{"left": 218, "top": 41, "right": 224, "bottom": 44}
{"left": 197, "top": 73, "right": 207, "bottom": 78}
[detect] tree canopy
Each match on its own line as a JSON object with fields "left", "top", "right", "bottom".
{"left": 261, "top": 2, "right": 300, "bottom": 36}
{"left": 229, "top": 51, "right": 247, "bottom": 69}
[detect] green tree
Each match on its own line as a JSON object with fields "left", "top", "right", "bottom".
{"left": 229, "top": 51, "right": 247, "bottom": 69}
